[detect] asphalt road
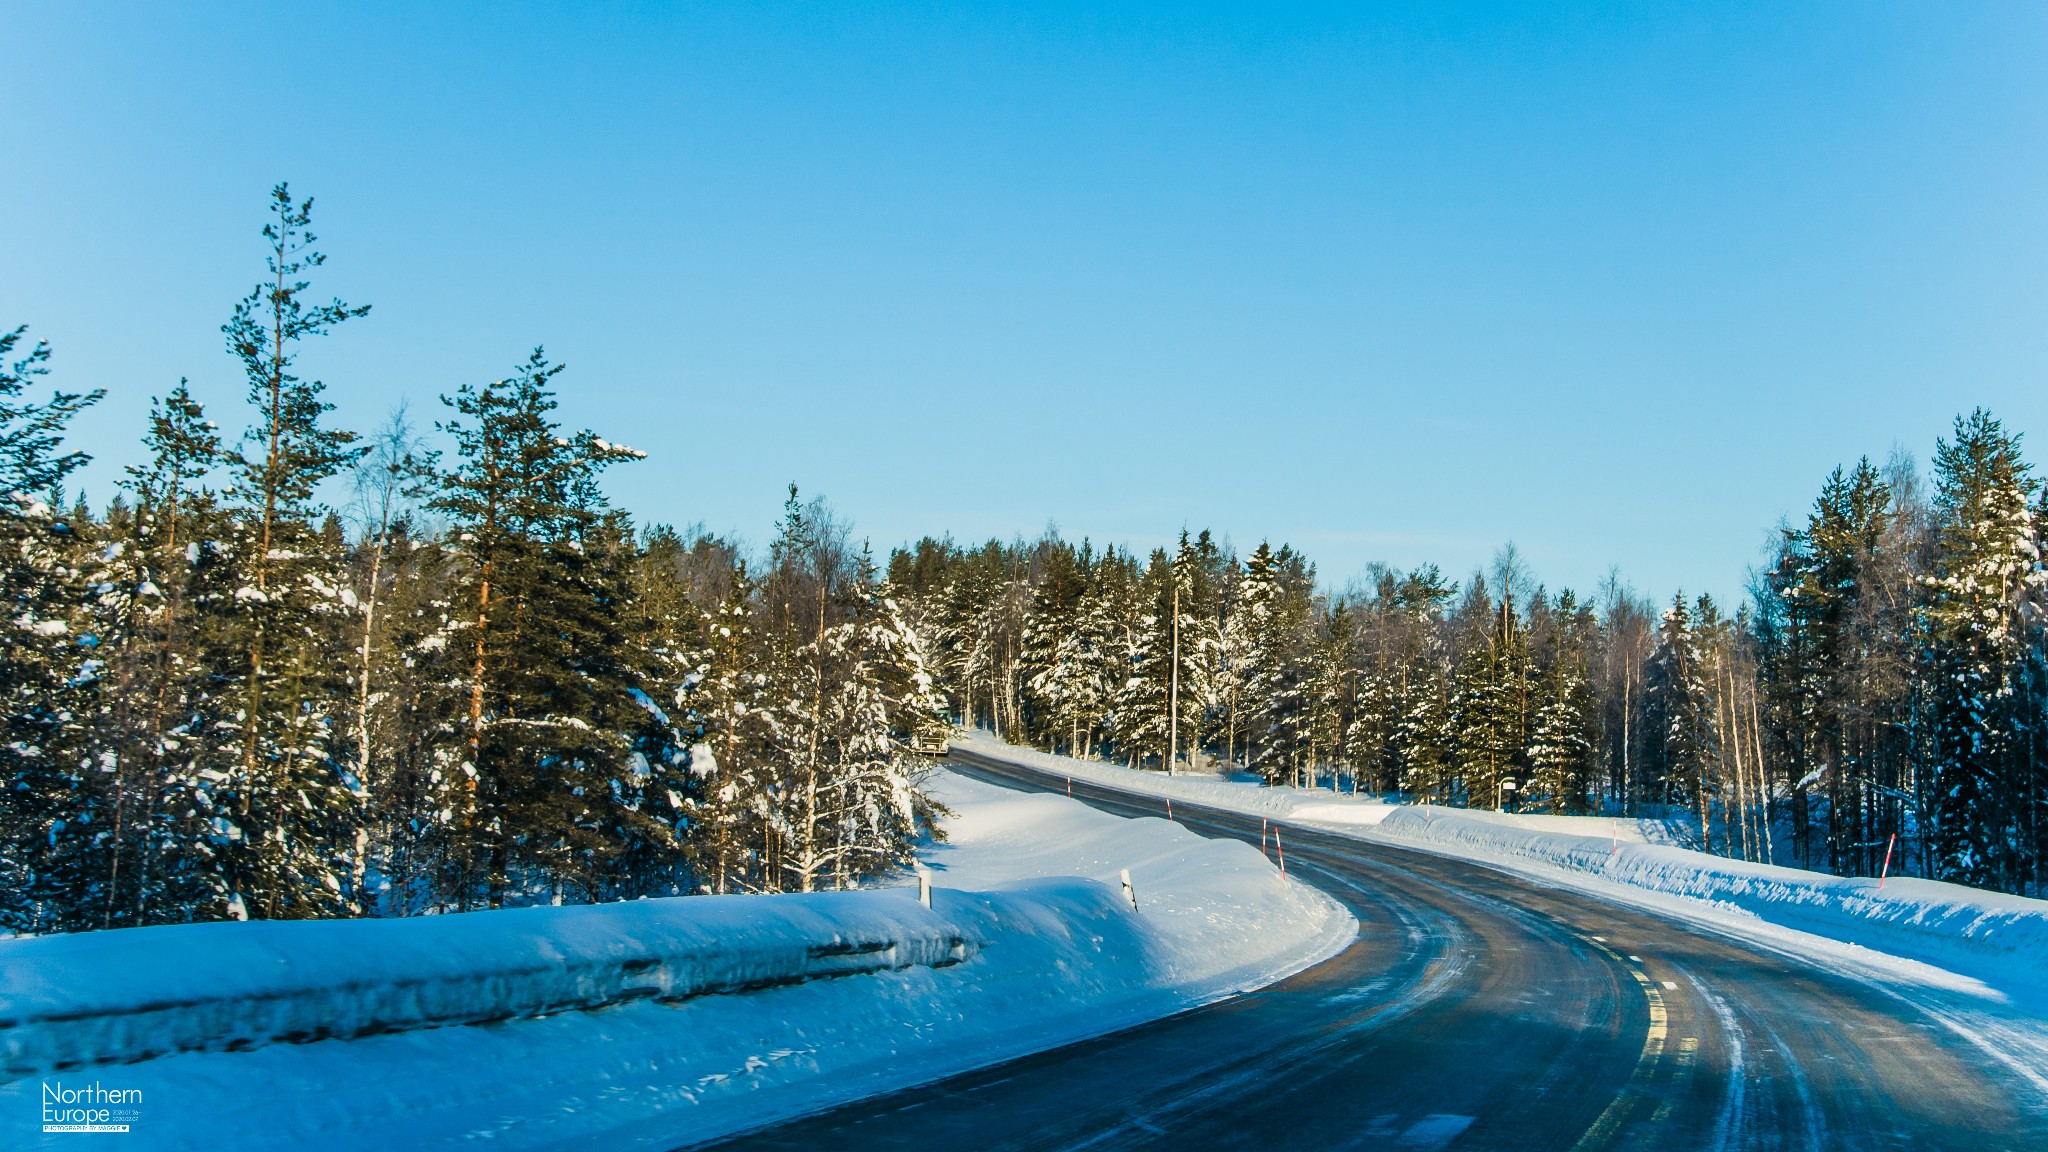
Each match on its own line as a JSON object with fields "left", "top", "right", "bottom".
{"left": 708, "top": 748, "right": 2048, "bottom": 1152}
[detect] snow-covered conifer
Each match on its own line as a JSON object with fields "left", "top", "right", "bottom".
{"left": 0, "top": 325, "right": 104, "bottom": 932}
{"left": 1921, "top": 410, "right": 2041, "bottom": 888}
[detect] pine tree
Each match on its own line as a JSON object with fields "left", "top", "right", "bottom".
{"left": 429, "top": 348, "right": 648, "bottom": 907}
{"left": 211, "top": 185, "right": 372, "bottom": 919}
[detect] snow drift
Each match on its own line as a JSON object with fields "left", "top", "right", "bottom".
{"left": 1, "top": 888, "right": 983, "bottom": 1075}
{"left": 0, "top": 770, "right": 1351, "bottom": 1151}
{"left": 1374, "top": 806, "right": 2048, "bottom": 989}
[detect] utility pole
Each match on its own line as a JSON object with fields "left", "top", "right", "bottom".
{"left": 1168, "top": 581, "right": 1180, "bottom": 775}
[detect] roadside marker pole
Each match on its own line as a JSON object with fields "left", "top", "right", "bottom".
{"left": 1612, "top": 818, "right": 1619, "bottom": 857}
{"left": 1166, "top": 798, "right": 1173, "bottom": 822}
{"left": 1261, "top": 817, "right": 1268, "bottom": 857}
{"left": 1274, "top": 828, "right": 1287, "bottom": 877}
{"left": 1878, "top": 833, "right": 1897, "bottom": 890}
{"left": 1066, "top": 776, "right": 1072, "bottom": 797}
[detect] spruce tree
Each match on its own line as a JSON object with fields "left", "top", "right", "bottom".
{"left": 1646, "top": 593, "right": 1714, "bottom": 825}
{"left": 94, "top": 384, "right": 232, "bottom": 925}
{"left": 681, "top": 564, "right": 770, "bottom": 893}
{"left": 1773, "top": 460, "right": 1917, "bottom": 872}
{"left": 0, "top": 325, "right": 103, "bottom": 932}
{"left": 1449, "top": 577, "right": 1530, "bottom": 810}
{"left": 1111, "top": 549, "right": 1174, "bottom": 769}
{"left": 1018, "top": 539, "right": 1087, "bottom": 752}
{"left": 1051, "top": 549, "right": 1134, "bottom": 760}
{"left": 756, "top": 492, "right": 937, "bottom": 891}
{"left": 1527, "top": 661, "right": 1595, "bottom": 814}
{"left": 583, "top": 510, "right": 695, "bottom": 900}
{"left": 1212, "top": 541, "right": 1277, "bottom": 770}
{"left": 1526, "top": 590, "right": 1599, "bottom": 814}
{"left": 1305, "top": 602, "right": 1358, "bottom": 789}
{"left": 1921, "top": 410, "right": 2040, "bottom": 889}
{"left": 1227, "top": 541, "right": 1316, "bottom": 783}
{"left": 1167, "top": 532, "right": 1223, "bottom": 771}
{"left": 1396, "top": 665, "right": 1456, "bottom": 802}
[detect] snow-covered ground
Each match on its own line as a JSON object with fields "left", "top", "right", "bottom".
{"left": 959, "top": 732, "right": 1685, "bottom": 844}
{"left": 3, "top": 770, "right": 1350, "bottom": 1150}
{"left": 955, "top": 730, "right": 2048, "bottom": 1092}
{"left": 955, "top": 730, "right": 2048, "bottom": 978}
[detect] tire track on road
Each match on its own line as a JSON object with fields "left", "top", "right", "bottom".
{"left": 707, "top": 752, "right": 2046, "bottom": 1151}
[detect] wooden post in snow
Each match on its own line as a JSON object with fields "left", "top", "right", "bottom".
{"left": 1168, "top": 582, "right": 1180, "bottom": 776}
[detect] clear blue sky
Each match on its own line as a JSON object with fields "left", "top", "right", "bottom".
{"left": 5, "top": 2, "right": 2046, "bottom": 604}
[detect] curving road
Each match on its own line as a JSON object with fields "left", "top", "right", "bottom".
{"left": 709, "top": 748, "right": 2048, "bottom": 1152}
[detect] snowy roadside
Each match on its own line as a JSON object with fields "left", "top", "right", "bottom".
{"left": 951, "top": 731, "right": 1685, "bottom": 843}
{"left": 3, "top": 768, "right": 1351, "bottom": 1151}
{"left": 953, "top": 729, "right": 2048, "bottom": 1094}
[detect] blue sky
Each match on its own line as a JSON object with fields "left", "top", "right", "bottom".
{"left": 4, "top": 2, "right": 2045, "bottom": 604}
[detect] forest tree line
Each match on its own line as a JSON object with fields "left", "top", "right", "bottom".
{"left": 0, "top": 187, "right": 949, "bottom": 934}
{"left": 891, "top": 413, "right": 2047, "bottom": 898}
{"left": 5, "top": 187, "right": 2046, "bottom": 938}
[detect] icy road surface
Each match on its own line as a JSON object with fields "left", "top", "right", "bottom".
{"left": 719, "top": 745, "right": 2048, "bottom": 1152}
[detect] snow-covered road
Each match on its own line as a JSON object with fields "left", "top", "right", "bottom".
{"left": 722, "top": 744, "right": 2048, "bottom": 1152}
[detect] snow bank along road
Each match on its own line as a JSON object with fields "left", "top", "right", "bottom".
{"left": 1, "top": 772, "right": 1346, "bottom": 1150}
{"left": 720, "top": 745, "right": 2048, "bottom": 1152}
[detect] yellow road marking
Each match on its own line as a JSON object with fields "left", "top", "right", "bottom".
{"left": 1567, "top": 942, "right": 1668, "bottom": 1152}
